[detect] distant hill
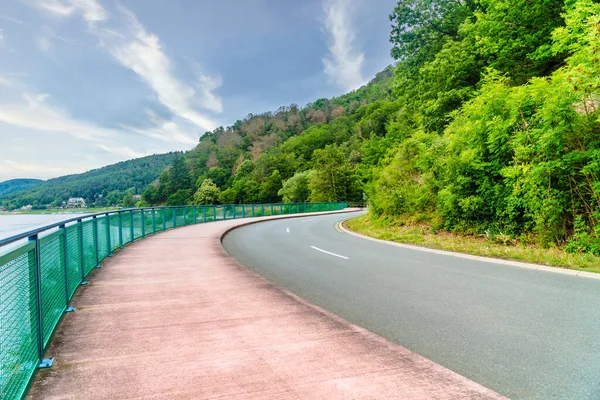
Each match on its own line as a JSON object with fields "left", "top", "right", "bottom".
{"left": 0, "top": 153, "right": 180, "bottom": 209}
{"left": 0, "top": 179, "right": 43, "bottom": 197}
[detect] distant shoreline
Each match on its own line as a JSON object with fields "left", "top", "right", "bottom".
{"left": 0, "top": 207, "right": 120, "bottom": 215}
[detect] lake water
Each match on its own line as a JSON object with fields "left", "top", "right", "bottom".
{"left": 0, "top": 214, "right": 90, "bottom": 241}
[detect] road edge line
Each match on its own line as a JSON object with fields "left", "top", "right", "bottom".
{"left": 337, "top": 220, "right": 600, "bottom": 280}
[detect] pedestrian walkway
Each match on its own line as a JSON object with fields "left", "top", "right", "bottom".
{"left": 28, "top": 212, "right": 504, "bottom": 399}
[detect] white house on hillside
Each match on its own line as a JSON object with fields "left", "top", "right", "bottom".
{"left": 67, "top": 197, "right": 86, "bottom": 208}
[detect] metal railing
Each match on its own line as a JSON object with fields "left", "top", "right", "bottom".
{"left": 0, "top": 202, "right": 347, "bottom": 399}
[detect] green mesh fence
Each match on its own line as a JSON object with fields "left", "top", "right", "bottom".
{"left": 121, "top": 213, "right": 132, "bottom": 244}
{"left": 154, "top": 210, "right": 165, "bottom": 232}
{"left": 0, "top": 202, "right": 346, "bottom": 399}
{"left": 165, "top": 209, "right": 174, "bottom": 229}
{"left": 65, "top": 225, "right": 81, "bottom": 299}
{"left": 96, "top": 217, "right": 109, "bottom": 261}
{"left": 109, "top": 215, "right": 120, "bottom": 251}
{"left": 132, "top": 211, "right": 142, "bottom": 240}
{"left": 82, "top": 221, "right": 96, "bottom": 276}
{"left": 39, "top": 232, "right": 66, "bottom": 348}
{"left": 143, "top": 210, "right": 153, "bottom": 236}
{"left": 175, "top": 208, "right": 185, "bottom": 226}
{"left": 0, "top": 244, "right": 38, "bottom": 400}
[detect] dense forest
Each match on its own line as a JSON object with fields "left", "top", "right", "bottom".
{"left": 3, "top": 0, "right": 599, "bottom": 256}
{"left": 0, "top": 153, "right": 179, "bottom": 209}
{"left": 0, "top": 179, "right": 42, "bottom": 198}
{"left": 143, "top": 0, "right": 600, "bottom": 255}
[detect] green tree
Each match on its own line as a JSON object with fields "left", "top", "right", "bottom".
{"left": 259, "top": 170, "right": 283, "bottom": 203}
{"left": 219, "top": 188, "right": 237, "bottom": 204}
{"left": 193, "top": 179, "right": 220, "bottom": 205}
{"left": 279, "top": 172, "right": 310, "bottom": 203}
{"left": 166, "top": 189, "right": 192, "bottom": 206}
{"left": 389, "top": 0, "right": 478, "bottom": 66}
{"left": 309, "top": 145, "right": 360, "bottom": 202}
{"left": 122, "top": 192, "right": 136, "bottom": 207}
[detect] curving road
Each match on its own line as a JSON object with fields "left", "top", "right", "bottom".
{"left": 222, "top": 211, "right": 600, "bottom": 400}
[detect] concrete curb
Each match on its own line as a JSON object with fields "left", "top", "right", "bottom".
{"left": 338, "top": 219, "right": 600, "bottom": 280}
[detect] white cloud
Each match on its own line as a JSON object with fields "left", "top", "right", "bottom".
{"left": 36, "top": 36, "right": 51, "bottom": 52}
{"left": 196, "top": 74, "right": 223, "bottom": 113}
{"left": 0, "top": 92, "right": 143, "bottom": 158}
{"left": 30, "top": 0, "right": 107, "bottom": 23}
{"left": 0, "top": 159, "right": 74, "bottom": 181}
{"left": 0, "top": 14, "right": 34, "bottom": 28}
{"left": 119, "top": 110, "right": 200, "bottom": 146}
{"left": 32, "top": 0, "right": 74, "bottom": 17}
{"left": 322, "top": 0, "right": 366, "bottom": 91}
{"left": 29, "top": 0, "right": 221, "bottom": 131}
{"left": 97, "top": 5, "right": 220, "bottom": 130}
{"left": 71, "top": 0, "right": 107, "bottom": 23}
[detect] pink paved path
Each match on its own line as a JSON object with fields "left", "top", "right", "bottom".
{"left": 28, "top": 211, "right": 505, "bottom": 399}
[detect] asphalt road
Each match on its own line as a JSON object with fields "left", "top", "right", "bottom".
{"left": 222, "top": 211, "right": 600, "bottom": 400}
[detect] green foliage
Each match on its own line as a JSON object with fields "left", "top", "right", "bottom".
{"left": 370, "top": 0, "right": 600, "bottom": 254}
{"left": 389, "top": 0, "right": 478, "bottom": 65}
{"left": 0, "top": 179, "right": 42, "bottom": 197}
{"left": 122, "top": 192, "right": 136, "bottom": 208}
{"left": 279, "top": 172, "right": 310, "bottom": 203}
{"left": 193, "top": 179, "right": 220, "bottom": 205}
{"left": 219, "top": 188, "right": 237, "bottom": 204}
{"left": 309, "top": 145, "right": 361, "bottom": 202}
{"left": 166, "top": 189, "right": 192, "bottom": 206}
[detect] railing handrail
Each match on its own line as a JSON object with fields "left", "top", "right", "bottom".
{"left": 0, "top": 202, "right": 332, "bottom": 248}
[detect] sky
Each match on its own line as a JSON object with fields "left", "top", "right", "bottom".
{"left": 0, "top": 0, "right": 397, "bottom": 182}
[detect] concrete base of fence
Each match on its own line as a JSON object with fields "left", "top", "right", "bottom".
{"left": 27, "top": 209, "right": 503, "bottom": 400}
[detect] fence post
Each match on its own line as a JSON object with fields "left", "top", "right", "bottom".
{"left": 280, "top": 204, "right": 283, "bottom": 214}
{"left": 193, "top": 207, "right": 197, "bottom": 224}
{"left": 29, "top": 233, "right": 54, "bottom": 368}
{"left": 60, "top": 225, "right": 75, "bottom": 312}
{"left": 152, "top": 209, "right": 156, "bottom": 233}
{"left": 271, "top": 204, "right": 274, "bottom": 215}
{"left": 213, "top": 205, "right": 217, "bottom": 221}
{"left": 183, "top": 206, "right": 187, "bottom": 226}
{"left": 118, "top": 212, "right": 123, "bottom": 248}
{"left": 173, "top": 208, "right": 177, "bottom": 228}
{"left": 78, "top": 219, "right": 88, "bottom": 285}
{"left": 261, "top": 204, "right": 265, "bottom": 216}
{"left": 130, "top": 210, "right": 134, "bottom": 240}
{"left": 93, "top": 216, "right": 99, "bottom": 266}
{"left": 233, "top": 205, "right": 236, "bottom": 219}
{"left": 242, "top": 205, "right": 246, "bottom": 218}
{"left": 203, "top": 206, "right": 207, "bottom": 223}
{"left": 141, "top": 210, "right": 146, "bottom": 237}
{"left": 105, "top": 213, "right": 111, "bottom": 257}
{"left": 163, "top": 209, "right": 166, "bottom": 231}
{"left": 251, "top": 204, "right": 254, "bottom": 217}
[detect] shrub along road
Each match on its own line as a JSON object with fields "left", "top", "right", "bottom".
{"left": 222, "top": 211, "right": 600, "bottom": 400}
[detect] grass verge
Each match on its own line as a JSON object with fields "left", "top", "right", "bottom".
{"left": 345, "top": 213, "right": 600, "bottom": 274}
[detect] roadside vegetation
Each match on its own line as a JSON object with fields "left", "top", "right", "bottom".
{"left": 346, "top": 214, "right": 600, "bottom": 273}
{"left": 1, "top": 0, "right": 599, "bottom": 262}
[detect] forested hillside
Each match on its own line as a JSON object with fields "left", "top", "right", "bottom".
{"left": 143, "top": 0, "right": 600, "bottom": 255}
{"left": 0, "top": 179, "right": 42, "bottom": 198}
{"left": 0, "top": 153, "right": 179, "bottom": 209}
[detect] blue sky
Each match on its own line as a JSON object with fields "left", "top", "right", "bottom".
{"left": 0, "top": 0, "right": 396, "bottom": 181}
